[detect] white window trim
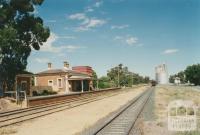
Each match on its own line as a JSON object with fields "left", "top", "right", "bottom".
{"left": 57, "top": 78, "right": 63, "bottom": 88}
{"left": 48, "top": 80, "right": 53, "bottom": 86}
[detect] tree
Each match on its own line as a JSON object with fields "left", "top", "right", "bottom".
{"left": 185, "top": 64, "right": 200, "bottom": 85}
{"left": 169, "top": 75, "right": 175, "bottom": 83}
{"left": 177, "top": 71, "right": 186, "bottom": 83}
{"left": 107, "top": 64, "right": 149, "bottom": 87}
{"left": 92, "top": 70, "right": 98, "bottom": 88}
{"left": 169, "top": 71, "right": 186, "bottom": 84}
{"left": 98, "top": 76, "right": 112, "bottom": 89}
{"left": 0, "top": 0, "right": 50, "bottom": 91}
{"left": 107, "top": 64, "right": 129, "bottom": 87}
{"left": 143, "top": 76, "right": 150, "bottom": 83}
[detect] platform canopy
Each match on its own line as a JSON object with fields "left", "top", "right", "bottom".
{"left": 68, "top": 75, "right": 91, "bottom": 80}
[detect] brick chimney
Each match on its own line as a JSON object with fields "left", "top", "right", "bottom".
{"left": 63, "top": 61, "right": 69, "bottom": 69}
{"left": 48, "top": 63, "right": 52, "bottom": 70}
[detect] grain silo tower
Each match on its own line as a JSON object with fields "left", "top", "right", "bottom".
{"left": 155, "top": 63, "right": 169, "bottom": 84}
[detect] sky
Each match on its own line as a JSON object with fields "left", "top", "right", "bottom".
{"left": 27, "top": 0, "right": 200, "bottom": 79}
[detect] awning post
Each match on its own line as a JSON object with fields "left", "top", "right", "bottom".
{"left": 81, "top": 80, "right": 84, "bottom": 92}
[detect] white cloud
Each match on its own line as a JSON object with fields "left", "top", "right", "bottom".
{"left": 69, "top": 13, "right": 106, "bottom": 31}
{"left": 114, "top": 36, "right": 123, "bottom": 40}
{"left": 69, "top": 13, "right": 87, "bottom": 20}
{"left": 40, "top": 33, "right": 82, "bottom": 53}
{"left": 40, "top": 32, "right": 60, "bottom": 53}
{"left": 75, "top": 18, "right": 106, "bottom": 31}
{"left": 111, "top": 25, "right": 129, "bottom": 29}
{"left": 85, "top": 7, "right": 94, "bottom": 12}
{"left": 163, "top": 49, "right": 179, "bottom": 54}
{"left": 35, "top": 58, "right": 50, "bottom": 63}
{"left": 65, "top": 45, "right": 85, "bottom": 52}
{"left": 84, "top": 1, "right": 103, "bottom": 13}
{"left": 114, "top": 35, "right": 139, "bottom": 46}
{"left": 126, "top": 37, "right": 138, "bottom": 45}
{"left": 94, "top": 1, "right": 103, "bottom": 7}
{"left": 33, "top": 6, "right": 38, "bottom": 14}
{"left": 85, "top": 19, "right": 106, "bottom": 28}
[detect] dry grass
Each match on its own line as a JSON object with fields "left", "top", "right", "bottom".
{"left": 155, "top": 85, "right": 200, "bottom": 119}
{"left": 0, "top": 128, "right": 17, "bottom": 135}
{"left": 154, "top": 85, "right": 200, "bottom": 135}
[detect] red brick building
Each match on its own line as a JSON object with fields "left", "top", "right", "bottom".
{"left": 34, "top": 62, "right": 93, "bottom": 94}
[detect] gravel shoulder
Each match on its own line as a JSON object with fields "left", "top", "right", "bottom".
{"left": 0, "top": 86, "right": 148, "bottom": 135}
{"left": 135, "top": 85, "right": 200, "bottom": 135}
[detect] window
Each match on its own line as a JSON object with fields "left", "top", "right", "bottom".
{"left": 48, "top": 80, "right": 53, "bottom": 86}
{"left": 57, "top": 78, "right": 62, "bottom": 88}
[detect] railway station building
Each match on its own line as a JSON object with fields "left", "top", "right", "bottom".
{"left": 34, "top": 62, "right": 93, "bottom": 94}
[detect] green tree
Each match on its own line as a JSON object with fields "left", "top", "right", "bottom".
{"left": 0, "top": 0, "right": 50, "bottom": 91}
{"left": 107, "top": 64, "right": 149, "bottom": 87}
{"left": 169, "top": 71, "right": 186, "bottom": 84}
{"left": 98, "top": 76, "right": 111, "bottom": 89}
{"left": 169, "top": 75, "right": 175, "bottom": 83}
{"left": 92, "top": 70, "right": 98, "bottom": 88}
{"left": 107, "top": 64, "right": 129, "bottom": 87}
{"left": 143, "top": 76, "right": 150, "bottom": 83}
{"left": 185, "top": 64, "right": 200, "bottom": 85}
{"left": 177, "top": 71, "right": 186, "bottom": 83}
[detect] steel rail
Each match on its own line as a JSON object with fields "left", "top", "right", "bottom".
{"left": 86, "top": 87, "right": 153, "bottom": 135}
{"left": 0, "top": 90, "right": 118, "bottom": 117}
{"left": 0, "top": 88, "right": 135, "bottom": 128}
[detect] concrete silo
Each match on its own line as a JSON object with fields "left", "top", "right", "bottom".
{"left": 155, "top": 64, "right": 169, "bottom": 84}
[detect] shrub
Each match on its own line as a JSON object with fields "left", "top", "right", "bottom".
{"left": 32, "top": 90, "right": 57, "bottom": 96}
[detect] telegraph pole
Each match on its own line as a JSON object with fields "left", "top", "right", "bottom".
{"left": 132, "top": 73, "right": 134, "bottom": 87}
{"left": 118, "top": 65, "right": 120, "bottom": 87}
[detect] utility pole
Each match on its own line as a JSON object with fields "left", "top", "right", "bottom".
{"left": 97, "top": 79, "right": 99, "bottom": 90}
{"left": 118, "top": 65, "right": 120, "bottom": 88}
{"left": 132, "top": 73, "right": 134, "bottom": 87}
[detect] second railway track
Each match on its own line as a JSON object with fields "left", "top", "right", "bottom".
{"left": 0, "top": 87, "right": 141, "bottom": 128}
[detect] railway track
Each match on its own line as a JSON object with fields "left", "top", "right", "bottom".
{"left": 84, "top": 87, "right": 153, "bottom": 135}
{"left": 0, "top": 87, "right": 138, "bottom": 128}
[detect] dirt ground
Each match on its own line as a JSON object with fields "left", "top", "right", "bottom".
{"left": 0, "top": 99, "right": 20, "bottom": 112}
{"left": 0, "top": 86, "right": 148, "bottom": 135}
{"left": 141, "top": 85, "right": 200, "bottom": 135}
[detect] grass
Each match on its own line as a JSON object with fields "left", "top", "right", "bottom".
{"left": 176, "top": 131, "right": 200, "bottom": 135}
{"left": 154, "top": 85, "right": 200, "bottom": 135}
{"left": 0, "top": 128, "right": 17, "bottom": 135}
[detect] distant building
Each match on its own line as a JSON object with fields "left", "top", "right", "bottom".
{"left": 174, "top": 77, "right": 181, "bottom": 84}
{"left": 155, "top": 64, "right": 169, "bottom": 84}
{"left": 35, "top": 62, "right": 93, "bottom": 94}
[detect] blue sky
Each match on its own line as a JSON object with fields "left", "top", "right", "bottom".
{"left": 27, "top": 0, "right": 200, "bottom": 79}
